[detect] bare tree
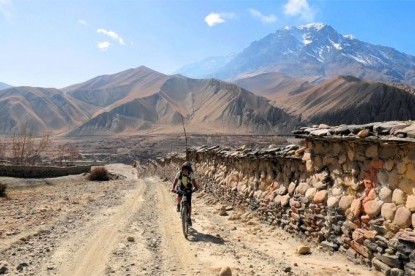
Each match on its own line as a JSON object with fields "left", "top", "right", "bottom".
{"left": 57, "top": 143, "right": 79, "bottom": 165}
{"left": 0, "top": 138, "right": 7, "bottom": 161}
{"left": 10, "top": 124, "right": 52, "bottom": 165}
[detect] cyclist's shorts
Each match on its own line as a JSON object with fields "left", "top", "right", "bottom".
{"left": 178, "top": 185, "right": 192, "bottom": 206}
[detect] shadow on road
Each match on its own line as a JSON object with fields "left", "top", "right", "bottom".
{"left": 187, "top": 228, "right": 225, "bottom": 244}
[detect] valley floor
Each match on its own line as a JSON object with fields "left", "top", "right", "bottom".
{"left": 0, "top": 164, "right": 380, "bottom": 275}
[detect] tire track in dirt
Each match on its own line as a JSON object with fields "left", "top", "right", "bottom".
{"left": 150, "top": 177, "right": 201, "bottom": 275}
{"left": 51, "top": 179, "right": 145, "bottom": 276}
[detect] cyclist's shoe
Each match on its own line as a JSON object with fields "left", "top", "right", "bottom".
{"left": 187, "top": 217, "right": 192, "bottom": 226}
{"left": 176, "top": 204, "right": 180, "bottom": 212}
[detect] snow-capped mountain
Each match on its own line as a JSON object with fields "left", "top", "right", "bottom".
{"left": 179, "top": 23, "right": 415, "bottom": 86}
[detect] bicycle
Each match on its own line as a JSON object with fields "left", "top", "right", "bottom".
{"left": 177, "top": 188, "right": 193, "bottom": 239}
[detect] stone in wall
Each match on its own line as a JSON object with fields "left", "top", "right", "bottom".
{"left": 393, "top": 207, "right": 412, "bottom": 229}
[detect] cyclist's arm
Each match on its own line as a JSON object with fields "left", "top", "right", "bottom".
{"left": 171, "top": 178, "right": 178, "bottom": 192}
{"left": 192, "top": 178, "right": 199, "bottom": 191}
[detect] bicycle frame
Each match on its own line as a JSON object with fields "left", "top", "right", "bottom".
{"left": 178, "top": 189, "right": 192, "bottom": 239}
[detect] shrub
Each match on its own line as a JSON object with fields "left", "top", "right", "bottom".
{"left": 88, "top": 167, "right": 110, "bottom": 181}
{"left": 0, "top": 183, "right": 7, "bottom": 197}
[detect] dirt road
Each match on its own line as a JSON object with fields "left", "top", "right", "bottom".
{"left": 0, "top": 164, "right": 380, "bottom": 275}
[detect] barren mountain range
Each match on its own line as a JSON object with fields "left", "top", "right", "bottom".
{"left": 179, "top": 23, "right": 415, "bottom": 86}
{"left": 67, "top": 70, "right": 298, "bottom": 136}
{"left": 1, "top": 66, "right": 415, "bottom": 136}
{"left": 2, "top": 23, "right": 415, "bottom": 136}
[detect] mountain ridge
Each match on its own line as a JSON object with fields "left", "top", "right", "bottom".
{"left": 178, "top": 23, "right": 415, "bottom": 87}
{"left": 3, "top": 65, "right": 415, "bottom": 136}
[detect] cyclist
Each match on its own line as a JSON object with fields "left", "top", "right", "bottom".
{"left": 171, "top": 161, "right": 199, "bottom": 226}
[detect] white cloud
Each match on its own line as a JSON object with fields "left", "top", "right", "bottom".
{"left": 284, "top": 0, "right": 315, "bottom": 21}
{"left": 97, "top": 28, "right": 126, "bottom": 45}
{"left": 204, "top": 12, "right": 235, "bottom": 27}
{"left": 0, "top": 0, "right": 13, "bottom": 20}
{"left": 78, "top": 19, "right": 88, "bottom": 26}
{"left": 249, "top": 9, "right": 277, "bottom": 24}
{"left": 97, "top": 41, "right": 111, "bottom": 51}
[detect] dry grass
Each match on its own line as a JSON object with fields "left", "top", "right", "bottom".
{"left": 88, "top": 167, "right": 110, "bottom": 181}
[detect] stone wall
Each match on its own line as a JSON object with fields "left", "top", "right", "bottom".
{"left": 0, "top": 165, "right": 92, "bottom": 178}
{"left": 152, "top": 122, "right": 415, "bottom": 275}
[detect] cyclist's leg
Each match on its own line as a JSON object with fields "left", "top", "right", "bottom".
{"left": 177, "top": 194, "right": 182, "bottom": 212}
{"left": 188, "top": 193, "right": 193, "bottom": 225}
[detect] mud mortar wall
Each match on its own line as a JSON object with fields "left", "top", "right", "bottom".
{"left": 153, "top": 138, "right": 415, "bottom": 275}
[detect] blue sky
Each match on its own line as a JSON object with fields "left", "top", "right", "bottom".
{"left": 1, "top": 0, "right": 414, "bottom": 88}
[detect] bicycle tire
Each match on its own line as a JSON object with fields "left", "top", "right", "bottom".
{"left": 181, "top": 203, "right": 188, "bottom": 238}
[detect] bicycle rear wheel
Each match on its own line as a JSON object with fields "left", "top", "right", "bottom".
{"left": 181, "top": 204, "right": 189, "bottom": 238}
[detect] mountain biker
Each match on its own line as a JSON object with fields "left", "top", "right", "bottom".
{"left": 171, "top": 161, "right": 199, "bottom": 226}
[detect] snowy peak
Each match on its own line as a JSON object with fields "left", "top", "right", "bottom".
{"left": 176, "top": 23, "right": 415, "bottom": 86}
{"left": 297, "top": 22, "right": 326, "bottom": 31}
{"left": 279, "top": 23, "right": 346, "bottom": 50}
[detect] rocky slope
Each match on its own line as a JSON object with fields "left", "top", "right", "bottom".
{"left": 278, "top": 76, "right": 415, "bottom": 125}
{"left": 0, "top": 86, "right": 91, "bottom": 134}
{"left": 234, "top": 72, "right": 313, "bottom": 101}
{"left": 69, "top": 76, "right": 299, "bottom": 136}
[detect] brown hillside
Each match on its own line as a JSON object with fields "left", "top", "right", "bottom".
{"left": 234, "top": 72, "right": 313, "bottom": 101}
{"left": 0, "top": 87, "right": 91, "bottom": 134}
{"left": 279, "top": 76, "right": 415, "bottom": 124}
{"left": 68, "top": 77, "right": 299, "bottom": 136}
{"left": 63, "top": 66, "right": 170, "bottom": 112}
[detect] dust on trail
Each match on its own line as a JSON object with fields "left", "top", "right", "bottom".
{"left": 1, "top": 167, "right": 380, "bottom": 276}
{"left": 52, "top": 182, "right": 146, "bottom": 276}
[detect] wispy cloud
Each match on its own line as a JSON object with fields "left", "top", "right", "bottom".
{"left": 284, "top": 0, "right": 315, "bottom": 22}
{"left": 97, "top": 41, "right": 111, "bottom": 51}
{"left": 204, "top": 12, "right": 235, "bottom": 27}
{"left": 78, "top": 19, "right": 88, "bottom": 26}
{"left": 249, "top": 9, "right": 277, "bottom": 24}
{"left": 0, "top": 0, "right": 13, "bottom": 20}
{"left": 97, "top": 28, "right": 126, "bottom": 45}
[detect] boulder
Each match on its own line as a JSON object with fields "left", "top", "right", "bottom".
{"left": 381, "top": 203, "right": 397, "bottom": 221}
{"left": 219, "top": 266, "right": 232, "bottom": 276}
{"left": 313, "top": 190, "right": 328, "bottom": 204}
{"left": 406, "top": 195, "right": 415, "bottom": 212}
{"left": 296, "top": 245, "right": 311, "bottom": 255}
{"left": 305, "top": 188, "right": 317, "bottom": 200}
{"left": 392, "top": 189, "right": 406, "bottom": 206}
{"left": 363, "top": 200, "right": 383, "bottom": 218}
{"left": 294, "top": 182, "right": 310, "bottom": 196}
{"left": 393, "top": 207, "right": 412, "bottom": 229}
{"left": 339, "top": 195, "right": 354, "bottom": 210}
{"left": 288, "top": 182, "right": 296, "bottom": 195}
{"left": 281, "top": 195, "right": 290, "bottom": 207}
{"left": 350, "top": 198, "right": 362, "bottom": 218}
{"left": 277, "top": 186, "right": 287, "bottom": 195}
{"left": 327, "top": 196, "right": 339, "bottom": 208}
{"left": 379, "top": 187, "right": 392, "bottom": 203}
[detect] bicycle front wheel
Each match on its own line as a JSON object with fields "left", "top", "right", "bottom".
{"left": 181, "top": 204, "right": 189, "bottom": 239}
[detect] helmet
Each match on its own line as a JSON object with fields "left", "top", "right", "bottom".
{"left": 181, "top": 161, "right": 192, "bottom": 171}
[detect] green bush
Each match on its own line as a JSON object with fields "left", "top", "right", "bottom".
{"left": 88, "top": 167, "right": 110, "bottom": 181}
{"left": 0, "top": 183, "right": 7, "bottom": 197}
